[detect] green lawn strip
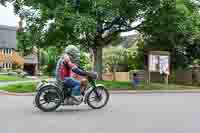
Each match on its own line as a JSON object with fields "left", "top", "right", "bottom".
{"left": 38, "top": 76, "right": 50, "bottom": 80}
{"left": 0, "top": 80, "right": 200, "bottom": 93}
{"left": 0, "top": 83, "right": 37, "bottom": 93}
{"left": 0, "top": 75, "right": 27, "bottom": 81}
{"left": 98, "top": 80, "right": 200, "bottom": 90}
{"left": 97, "top": 80, "right": 132, "bottom": 90}
{"left": 139, "top": 83, "right": 200, "bottom": 90}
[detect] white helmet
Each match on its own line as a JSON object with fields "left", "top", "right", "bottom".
{"left": 64, "top": 45, "right": 80, "bottom": 65}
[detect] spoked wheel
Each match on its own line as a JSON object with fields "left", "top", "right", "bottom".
{"left": 87, "top": 86, "right": 109, "bottom": 109}
{"left": 35, "top": 86, "right": 62, "bottom": 112}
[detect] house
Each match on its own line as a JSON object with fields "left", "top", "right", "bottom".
{"left": 0, "top": 25, "right": 24, "bottom": 69}
{"left": 0, "top": 24, "right": 38, "bottom": 75}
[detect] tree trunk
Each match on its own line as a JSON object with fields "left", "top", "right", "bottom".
{"left": 36, "top": 46, "right": 40, "bottom": 76}
{"left": 93, "top": 46, "right": 103, "bottom": 80}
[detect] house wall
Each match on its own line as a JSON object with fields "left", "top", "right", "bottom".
{"left": 0, "top": 48, "right": 24, "bottom": 69}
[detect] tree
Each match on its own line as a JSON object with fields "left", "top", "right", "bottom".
{"left": 80, "top": 51, "right": 92, "bottom": 70}
{"left": 41, "top": 47, "right": 59, "bottom": 76}
{"left": 73, "top": 0, "right": 160, "bottom": 79}
{"left": 139, "top": 0, "right": 200, "bottom": 69}
{"left": 1, "top": 0, "right": 159, "bottom": 79}
{"left": 103, "top": 47, "right": 139, "bottom": 79}
{"left": 17, "top": 31, "right": 33, "bottom": 56}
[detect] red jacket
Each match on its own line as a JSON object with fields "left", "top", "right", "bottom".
{"left": 58, "top": 56, "right": 76, "bottom": 80}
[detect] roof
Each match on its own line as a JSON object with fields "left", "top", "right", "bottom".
{"left": 0, "top": 25, "right": 17, "bottom": 31}
{"left": 0, "top": 25, "right": 17, "bottom": 49}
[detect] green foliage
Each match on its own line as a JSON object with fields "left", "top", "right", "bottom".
{"left": 193, "top": 59, "right": 200, "bottom": 66}
{"left": 103, "top": 47, "right": 141, "bottom": 72}
{"left": 40, "top": 47, "right": 58, "bottom": 76}
{"left": 17, "top": 31, "right": 33, "bottom": 56}
{"left": 139, "top": 0, "right": 200, "bottom": 69}
{"left": 1, "top": 0, "right": 160, "bottom": 79}
{"left": 80, "top": 51, "right": 92, "bottom": 71}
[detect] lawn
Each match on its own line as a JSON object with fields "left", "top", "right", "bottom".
{"left": 0, "top": 83, "right": 37, "bottom": 93}
{"left": 98, "top": 80, "right": 200, "bottom": 90}
{"left": 0, "top": 80, "right": 200, "bottom": 93}
{"left": 0, "top": 75, "right": 27, "bottom": 81}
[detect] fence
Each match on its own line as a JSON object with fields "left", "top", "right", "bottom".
{"left": 102, "top": 70, "right": 200, "bottom": 84}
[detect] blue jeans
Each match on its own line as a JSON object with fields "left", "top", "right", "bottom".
{"left": 64, "top": 77, "right": 81, "bottom": 96}
{"left": 132, "top": 79, "right": 139, "bottom": 86}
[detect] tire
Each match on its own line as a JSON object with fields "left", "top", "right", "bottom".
{"left": 35, "top": 86, "right": 62, "bottom": 112}
{"left": 87, "top": 86, "right": 110, "bottom": 109}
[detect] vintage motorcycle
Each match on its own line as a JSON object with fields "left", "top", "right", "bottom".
{"left": 34, "top": 72, "right": 109, "bottom": 112}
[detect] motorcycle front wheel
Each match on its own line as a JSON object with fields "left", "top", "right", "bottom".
{"left": 87, "top": 86, "right": 109, "bottom": 109}
{"left": 35, "top": 86, "right": 62, "bottom": 112}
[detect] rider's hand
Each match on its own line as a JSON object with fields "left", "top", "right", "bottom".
{"left": 86, "top": 72, "right": 97, "bottom": 79}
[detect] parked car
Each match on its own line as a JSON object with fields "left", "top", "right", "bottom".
{"left": 8, "top": 71, "right": 18, "bottom": 76}
{"left": 20, "top": 71, "right": 29, "bottom": 78}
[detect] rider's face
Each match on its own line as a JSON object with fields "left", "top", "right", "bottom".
{"left": 67, "top": 54, "right": 73, "bottom": 61}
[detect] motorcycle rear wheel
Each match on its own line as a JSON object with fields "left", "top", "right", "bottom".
{"left": 35, "top": 86, "right": 62, "bottom": 112}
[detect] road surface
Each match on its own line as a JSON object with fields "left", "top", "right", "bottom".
{"left": 0, "top": 93, "right": 200, "bottom": 133}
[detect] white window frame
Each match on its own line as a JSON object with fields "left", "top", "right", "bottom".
{"left": 2, "top": 48, "right": 12, "bottom": 55}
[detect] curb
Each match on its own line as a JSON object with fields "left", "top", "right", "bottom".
{"left": 109, "top": 90, "right": 200, "bottom": 94}
{"left": 0, "top": 90, "right": 35, "bottom": 96}
{"left": 1, "top": 90, "right": 200, "bottom": 96}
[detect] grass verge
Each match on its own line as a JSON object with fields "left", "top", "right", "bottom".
{"left": 0, "top": 75, "right": 27, "bottom": 81}
{"left": 0, "top": 80, "right": 200, "bottom": 93}
{"left": 0, "top": 83, "right": 37, "bottom": 93}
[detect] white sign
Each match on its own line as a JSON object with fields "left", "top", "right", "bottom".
{"left": 149, "top": 54, "right": 170, "bottom": 75}
{"left": 159, "top": 56, "right": 169, "bottom": 75}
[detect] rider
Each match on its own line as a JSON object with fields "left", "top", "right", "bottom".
{"left": 55, "top": 45, "right": 89, "bottom": 103}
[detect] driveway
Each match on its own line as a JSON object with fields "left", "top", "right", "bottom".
{"left": 0, "top": 93, "right": 200, "bottom": 133}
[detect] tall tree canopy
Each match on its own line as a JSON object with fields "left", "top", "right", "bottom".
{"left": 1, "top": 0, "right": 160, "bottom": 79}
{"left": 139, "top": 0, "right": 200, "bottom": 69}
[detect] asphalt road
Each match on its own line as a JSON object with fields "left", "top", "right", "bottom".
{"left": 0, "top": 93, "right": 200, "bottom": 133}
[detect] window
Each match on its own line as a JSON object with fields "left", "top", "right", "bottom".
{"left": 9, "top": 64, "right": 11, "bottom": 68}
{"left": 2, "top": 63, "right": 12, "bottom": 69}
{"left": 3, "top": 48, "right": 7, "bottom": 54}
{"left": 3, "top": 48, "right": 12, "bottom": 55}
